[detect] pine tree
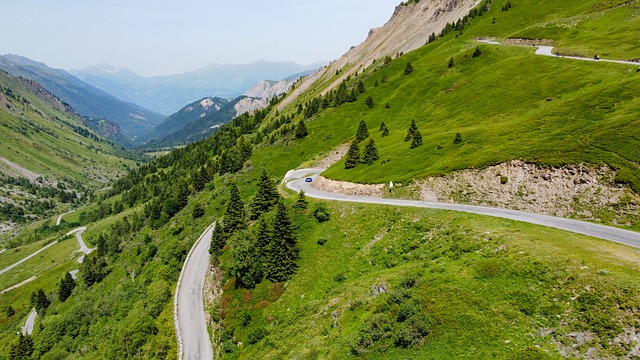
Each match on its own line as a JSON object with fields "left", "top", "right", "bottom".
{"left": 355, "top": 120, "right": 369, "bottom": 143}
{"left": 229, "top": 230, "right": 263, "bottom": 288}
{"left": 251, "top": 169, "right": 280, "bottom": 220}
{"left": 473, "top": 46, "right": 482, "bottom": 58}
{"left": 385, "top": 102, "right": 391, "bottom": 109}
{"left": 448, "top": 57, "right": 455, "bottom": 68}
{"left": 58, "top": 272, "right": 76, "bottom": 302}
{"left": 264, "top": 202, "right": 298, "bottom": 282}
{"left": 357, "top": 80, "right": 366, "bottom": 93}
{"left": 381, "top": 126, "right": 389, "bottom": 137}
{"left": 10, "top": 334, "right": 34, "bottom": 360}
{"left": 209, "top": 222, "right": 226, "bottom": 263}
{"left": 293, "top": 190, "right": 309, "bottom": 211}
{"left": 404, "top": 62, "right": 414, "bottom": 75}
{"left": 294, "top": 120, "right": 308, "bottom": 139}
{"left": 255, "top": 215, "right": 272, "bottom": 260}
{"left": 411, "top": 129, "right": 423, "bottom": 148}
{"left": 30, "top": 289, "right": 50, "bottom": 316}
{"left": 454, "top": 132, "right": 462, "bottom": 144}
{"left": 379, "top": 121, "right": 386, "bottom": 131}
{"left": 362, "top": 138, "right": 380, "bottom": 165}
{"left": 345, "top": 141, "right": 361, "bottom": 169}
{"left": 224, "top": 183, "right": 246, "bottom": 237}
{"left": 365, "top": 95, "right": 374, "bottom": 108}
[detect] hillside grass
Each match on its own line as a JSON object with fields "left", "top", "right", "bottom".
{"left": 260, "top": 0, "right": 640, "bottom": 193}
{"left": 217, "top": 198, "right": 640, "bottom": 359}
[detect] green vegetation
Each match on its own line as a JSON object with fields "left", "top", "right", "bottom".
{"left": 1, "top": 0, "right": 640, "bottom": 358}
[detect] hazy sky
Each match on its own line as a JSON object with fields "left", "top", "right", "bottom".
{"left": 0, "top": 0, "right": 399, "bottom": 76}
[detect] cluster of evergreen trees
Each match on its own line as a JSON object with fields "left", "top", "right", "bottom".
{"left": 345, "top": 120, "right": 380, "bottom": 169}
{"left": 211, "top": 172, "right": 300, "bottom": 288}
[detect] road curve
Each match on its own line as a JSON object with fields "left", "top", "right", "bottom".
{"left": 286, "top": 169, "right": 640, "bottom": 249}
{"left": 174, "top": 222, "right": 215, "bottom": 360}
{"left": 66, "top": 227, "right": 94, "bottom": 263}
{"left": 477, "top": 38, "right": 640, "bottom": 66}
{"left": 56, "top": 209, "right": 75, "bottom": 226}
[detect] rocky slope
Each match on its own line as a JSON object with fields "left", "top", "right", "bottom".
{"left": 280, "top": 0, "right": 480, "bottom": 109}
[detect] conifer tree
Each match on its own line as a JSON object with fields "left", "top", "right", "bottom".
{"left": 385, "top": 102, "right": 391, "bottom": 109}
{"left": 345, "top": 141, "right": 361, "bottom": 169}
{"left": 365, "top": 95, "right": 374, "bottom": 108}
{"left": 473, "top": 46, "right": 482, "bottom": 58}
{"left": 10, "top": 334, "right": 34, "bottom": 360}
{"left": 224, "top": 183, "right": 246, "bottom": 237}
{"left": 255, "top": 215, "right": 272, "bottom": 260}
{"left": 251, "top": 169, "right": 280, "bottom": 220}
{"left": 454, "top": 132, "right": 462, "bottom": 144}
{"left": 448, "top": 57, "right": 455, "bottom": 68}
{"left": 294, "top": 120, "right": 308, "bottom": 139}
{"left": 58, "top": 272, "right": 76, "bottom": 302}
{"left": 30, "top": 289, "right": 50, "bottom": 316}
{"left": 357, "top": 80, "right": 366, "bottom": 93}
{"left": 382, "top": 126, "right": 389, "bottom": 137}
{"left": 362, "top": 138, "right": 380, "bottom": 165}
{"left": 355, "top": 120, "right": 369, "bottom": 143}
{"left": 209, "top": 222, "right": 226, "bottom": 263}
{"left": 404, "top": 62, "right": 414, "bottom": 75}
{"left": 411, "top": 129, "right": 423, "bottom": 148}
{"left": 293, "top": 190, "right": 309, "bottom": 211}
{"left": 379, "top": 121, "right": 387, "bottom": 131}
{"left": 264, "top": 202, "right": 298, "bottom": 282}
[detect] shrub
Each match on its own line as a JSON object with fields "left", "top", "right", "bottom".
{"left": 317, "top": 238, "right": 328, "bottom": 245}
{"left": 247, "top": 328, "right": 268, "bottom": 345}
{"left": 313, "top": 203, "right": 331, "bottom": 223}
{"left": 500, "top": 176, "right": 509, "bottom": 184}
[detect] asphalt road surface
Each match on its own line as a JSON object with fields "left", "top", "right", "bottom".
{"left": 286, "top": 169, "right": 640, "bottom": 249}
{"left": 174, "top": 222, "right": 215, "bottom": 360}
{"left": 66, "top": 227, "right": 93, "bottom": 263}
{"left": 0, "top": 241, "right": 59, "bottom": 275}
{"left": 22, "top": 309, "right": 37, "bottom": 335}
{"left": 56, "top": 209, "right": 75, "bottom": 226}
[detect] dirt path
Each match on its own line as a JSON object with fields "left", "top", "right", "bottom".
{"left": 0, "top": 241, "right": 59, "bottom": 275}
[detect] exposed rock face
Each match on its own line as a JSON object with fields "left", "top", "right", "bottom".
{"left": 234, "top": 79, "right": 294, "bottom": 115}
{"left": 279, "top": 0, "right": 481, "bottom": 110}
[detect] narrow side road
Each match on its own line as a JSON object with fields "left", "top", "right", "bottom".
{"left": 66, "top": 227, "right": 94, "bottom": 263}
{"left": 22, "top": 309, "right": 37, "bottom": 335}
{"left": 56, "top": 209, "right": 75, "bottom": 226}
{"left": 0, "top": 275, "right": 37, "bottom": 295}
{"left": 477, "top": 38, "right": 640, "bottom": 66}
{"left": 174, "top": 222, "right": 215, "bottom": 360}
{"left": 286, "top": 169, "right": 640, "bottom": 249}
{"left": 0, "top": 241, "right": 59, "bottom": 275}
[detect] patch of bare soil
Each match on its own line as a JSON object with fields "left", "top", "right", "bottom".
{"left": 314, "top": 176, "right": 384, "bottom": 197}
{"left": 0, "top": 157, "right": 42, "bottom": 184}
{"left": 204, "top": 267, "right": 224, "bottom": 358}
{"left": 310, "top": 143, "right": 349, "bottom": 169}
{"left": 412, "top": 160, "right": 639, "bottom": 224}
{"left": 503, "top": 38, "right": 554, "bottom": 46}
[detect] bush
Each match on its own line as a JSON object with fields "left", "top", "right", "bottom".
{"left": 317, "top": 238, "right": 328, "bottom": 245}
{"left": 334, "top": 272, "right": 347, "bottom": 282}
{"left": 247, "top": 328, "right": 268, "bottom": 345}
{"left": 500, "top": 176, "right": 509, "bottom": 184}
{"left": 192, "top": 204, "right": 205, "bottom": 219}
{"left": 313, "top": 203, "right": 331, "bottom": 223}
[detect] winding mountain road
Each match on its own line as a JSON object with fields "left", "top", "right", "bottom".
{"left": 56, "top": 209, "right": 75, "bottom": 226}
{"left": 286, "top": 169, "right": 640, "bottom": 249}
{"left": 174, "top": 222, "right": 215, "bottom": 360}
{"left": 66, "top": 227, "right": 93, "bottom": 263}
{"left": 477, "top": 38, "right": 640, "bottom": 66}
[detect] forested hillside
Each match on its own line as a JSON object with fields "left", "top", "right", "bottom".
{"left": 1, "top": 0, "right": 640, "bottom": 359}
{"left": 0, "top": 70, "right": 137, "bottom": 237}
